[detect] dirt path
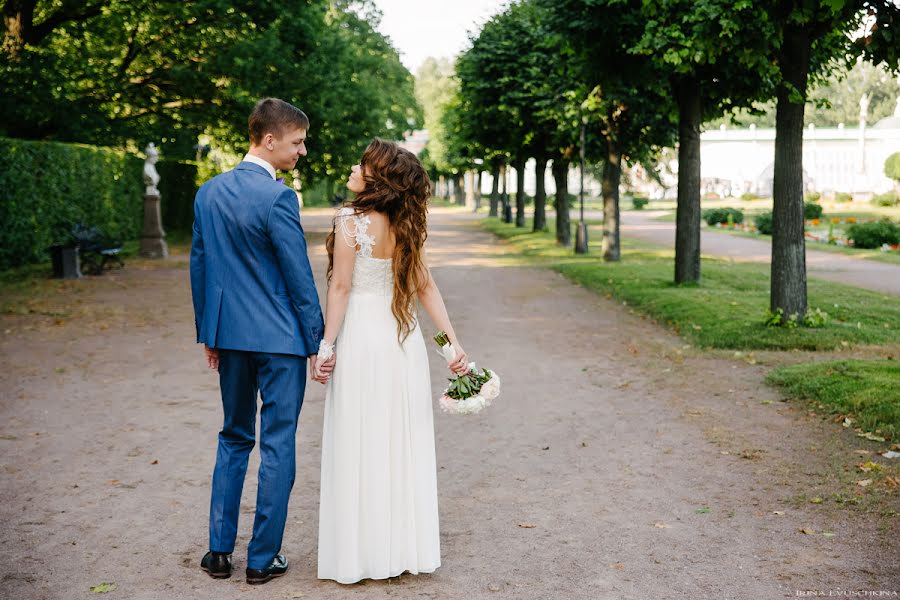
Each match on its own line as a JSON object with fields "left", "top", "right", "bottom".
{"left": 610, "top": 209, "right": 900, "bottom": 296}
{"left": 1, "top": 207, "right": 897, "bottom": 600}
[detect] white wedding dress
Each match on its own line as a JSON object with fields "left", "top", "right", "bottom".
{"left": 317, "top": 207, "right": 441, "bottom": 584}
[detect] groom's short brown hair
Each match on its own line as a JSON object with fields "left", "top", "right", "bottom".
{"left": 248, "top": 98, "right": 309, "bottom": 144}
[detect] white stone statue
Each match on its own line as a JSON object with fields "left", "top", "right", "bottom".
{"left": 143, "top": 142, "right": 160, "bottom": 196}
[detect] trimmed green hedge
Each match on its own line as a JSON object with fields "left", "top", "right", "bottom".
{"left": 158, "top": 160, "right": 199, "bottom": 232}
{"left": 0, "top": 137, "right": 143, "bottom": 269}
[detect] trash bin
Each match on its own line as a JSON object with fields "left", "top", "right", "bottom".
{"left": 49, "top": 244, "right": 82, "bottom": 279}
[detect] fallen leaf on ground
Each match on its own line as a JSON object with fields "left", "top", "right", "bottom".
{"left": 695, "top": 507, "right": 711, "bottom": 514}
{"left": 857, "top": 432, "right": 886, "bottom": 442}
{"left": 90, "top": 583, "right": 116, "bottom": 593}
{"left": 609, "top": 563, "right": 625, "bottom": 570}
{"left": 858, "top": 462, "right": 882, "bottom": 473}
{"left": 772, "top": 511, "right": 784, "bottom": 515}
{"left": 518, "top": 523, "right": 536, "bottom": 528}
{"left": 150, "top": 459, "right": 158, "bottom": 465}
{"left": 856, "top": 479, "right": 873, "bottom": 487}
{"left": 821, "top": 532, "right": 836, "bottom": 538}
{"left": 809, "top": 497, "right": 823, "bottom": 504}
{"left": 654, "top": 522, "right": 670, "bottom": 528}
{"left": 854, "top": 450, "right": 872, "bottom": 456}
{"left": 798, "top": 528, "right": 815, "bottom": 535}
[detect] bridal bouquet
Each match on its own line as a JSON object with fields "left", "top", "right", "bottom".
{"left": 433, "top": 331, "right": 501, "bottom": 415}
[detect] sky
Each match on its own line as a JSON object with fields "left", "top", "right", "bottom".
{"left": 370, "top": 0, "right": 509, "bottom": 74}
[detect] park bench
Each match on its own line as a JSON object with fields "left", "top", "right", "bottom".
{"left": 71, "top": 223, "right": 124, "bottom": 275}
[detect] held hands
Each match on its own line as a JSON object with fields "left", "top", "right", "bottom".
{"left": 312, "top": 354, "right": 335, "bottom": 384}
{"left": 311, "top": 339, "right": 337, "bottom": 384}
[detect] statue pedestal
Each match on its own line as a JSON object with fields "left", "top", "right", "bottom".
{"left": 140, "top": 192, "right": 169, "bottom": 258}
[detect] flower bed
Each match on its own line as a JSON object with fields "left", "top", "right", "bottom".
{"left": 709, "top": 217, "right": 900, "bottom": 253}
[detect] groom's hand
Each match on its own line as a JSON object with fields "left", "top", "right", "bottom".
{"left": 204, "top": 345, "right": 219, "bottom": 371}
{"left": 309, "top": 354, "right": 318, "bottom": 382}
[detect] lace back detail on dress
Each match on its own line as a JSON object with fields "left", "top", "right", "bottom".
{"left": 336, "top": 206, "right": 393, "bottom": 296}
{"left": 336, "top": 206, "right": 375, "bottom": 258}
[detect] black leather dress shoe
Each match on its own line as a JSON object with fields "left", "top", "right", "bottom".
{"left": 246, "top": 554, "right": 288, "bottom": 585}
{"left": 200, "top": 551, "right": 232, "bottom": 579}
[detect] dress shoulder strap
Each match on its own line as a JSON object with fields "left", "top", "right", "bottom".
{"left": 335, "top": 206, "right": 375, "bottom": 258}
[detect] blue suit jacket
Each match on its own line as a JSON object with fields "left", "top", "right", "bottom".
{"left": 190, "top": 162, "right": 324, "bottom": 357}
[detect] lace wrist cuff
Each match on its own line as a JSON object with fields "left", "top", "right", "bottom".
{"left": 317, "top": 339, "right": 335, "bottom": 362}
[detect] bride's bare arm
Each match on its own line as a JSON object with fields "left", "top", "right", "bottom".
{"left": 417, "top": 264, "right": 469, "bottom": 375}
{"left": 317, "top": 215, "right": 357, "bottom": 379}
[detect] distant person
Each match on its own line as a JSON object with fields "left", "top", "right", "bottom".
{"left": 190, "top": 97, "right": 333, "bottom": 585}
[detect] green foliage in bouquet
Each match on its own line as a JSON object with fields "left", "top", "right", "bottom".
{"left": 433, "top": 330, "right": 492, "bottom": 401}
{"left": 444, "top": 368, "right": 493, "bottom": 401}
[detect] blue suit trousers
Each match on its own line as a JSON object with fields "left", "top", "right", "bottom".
{"left": 208, "top": 350, "right": 306, "bottom": 569}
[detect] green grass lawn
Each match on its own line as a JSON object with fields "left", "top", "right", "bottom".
{"left": 767, "top": 360, "right": 900, "bottom": 442}
{"left": 480, "top": 217, "right": 900, "bottom": 351}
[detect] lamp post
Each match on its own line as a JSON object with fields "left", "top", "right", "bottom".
{"left": 575, "top": 118, "right": 589, "bottom": 254}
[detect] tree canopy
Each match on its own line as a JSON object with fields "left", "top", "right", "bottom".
{"left": 0, "top": 0, "right": 421, "bottom": 180}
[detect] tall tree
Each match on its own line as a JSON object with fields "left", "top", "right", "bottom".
{"left": 543, "top": 0, "right": 677, "bottom": 261}
{"left": 767, "top": 0, "right": 899, "bottom": 320}
{"left": 631, "top": 0, "right": 778, "bottom": 284}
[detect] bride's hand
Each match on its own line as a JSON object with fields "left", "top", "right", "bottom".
{"left": 448, "top": 345, "right": 469, "bottom": 375}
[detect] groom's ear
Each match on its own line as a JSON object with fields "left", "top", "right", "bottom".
{"left": 263, "top": 132, "right": 276, "bottom": 151}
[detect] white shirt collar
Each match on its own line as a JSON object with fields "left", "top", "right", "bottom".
{"left": 242, "top": 153, "right": 276, "bottom": 180}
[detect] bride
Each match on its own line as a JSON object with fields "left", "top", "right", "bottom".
{"left": 313, "top": 138, "right": 470, "bottom": 584}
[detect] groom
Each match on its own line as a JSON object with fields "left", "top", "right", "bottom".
{"left": 190, "top": 98, "right": 333, "bottom": 584}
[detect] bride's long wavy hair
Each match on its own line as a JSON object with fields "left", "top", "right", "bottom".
{"left": 325, "top": 138, "right": 431, "bottom": 344}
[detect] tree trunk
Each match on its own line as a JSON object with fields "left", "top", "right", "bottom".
{"left": 601, "top": 142, "right": 621, "bottom": 262}
{"left": 533, "top": 155, "right": 548, "bottom": 232}
{"left": 513, "top": 155, "right": 526, "bottom": 227}
{"left": 674, "top": 76, "right": 702, "bottom": 284}
{"left": 553, "top": 159, "right": 571, "bottom": 246}
{"left": 464, "top": 170, "right": 476, "bottom": 210}
{"left": 452, "top": 173, "right": 464, "bottom": 205}
{"left": 475, "top": 169, "right": 483, "bottom": 211}
{"left": 771, "top": 24, "right": 810, "bottom": 320}
{"left": 489, "top": 162, "right": 500, "bottom": 217}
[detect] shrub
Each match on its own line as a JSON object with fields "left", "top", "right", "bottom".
{"left": 846, "top": 220, "right": 900, "bottom": 249}
{"left": 885, "top": 151, "right": 900, "bottom": 183}
{"left": 0, "top": 137, "right": 143, "bottom": 270}
{"left": 740, "top": 192, "right": 761, "bottom": 201}
{"left": 804, "top": 191, "right": 821, "bottom": 202}
{"left": 158, "top": 160, "right": 199, "bottom": 232}
{"left": 803, "top": 201, "right": 824, "bottom": 220}
{"left": 871, "top": 191, "right": 899, "bottom": 207}
{"left": 702, "top": 207, "right": 744, "bottom": 226}
{"left": 754, "top": 211, "right": 774, "bottom": 235}
{"left": 834, "top": 192, "right": 852, "bottom": 203}
{"left": 632, "top": 196, "right": 649, "bottom": 209}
